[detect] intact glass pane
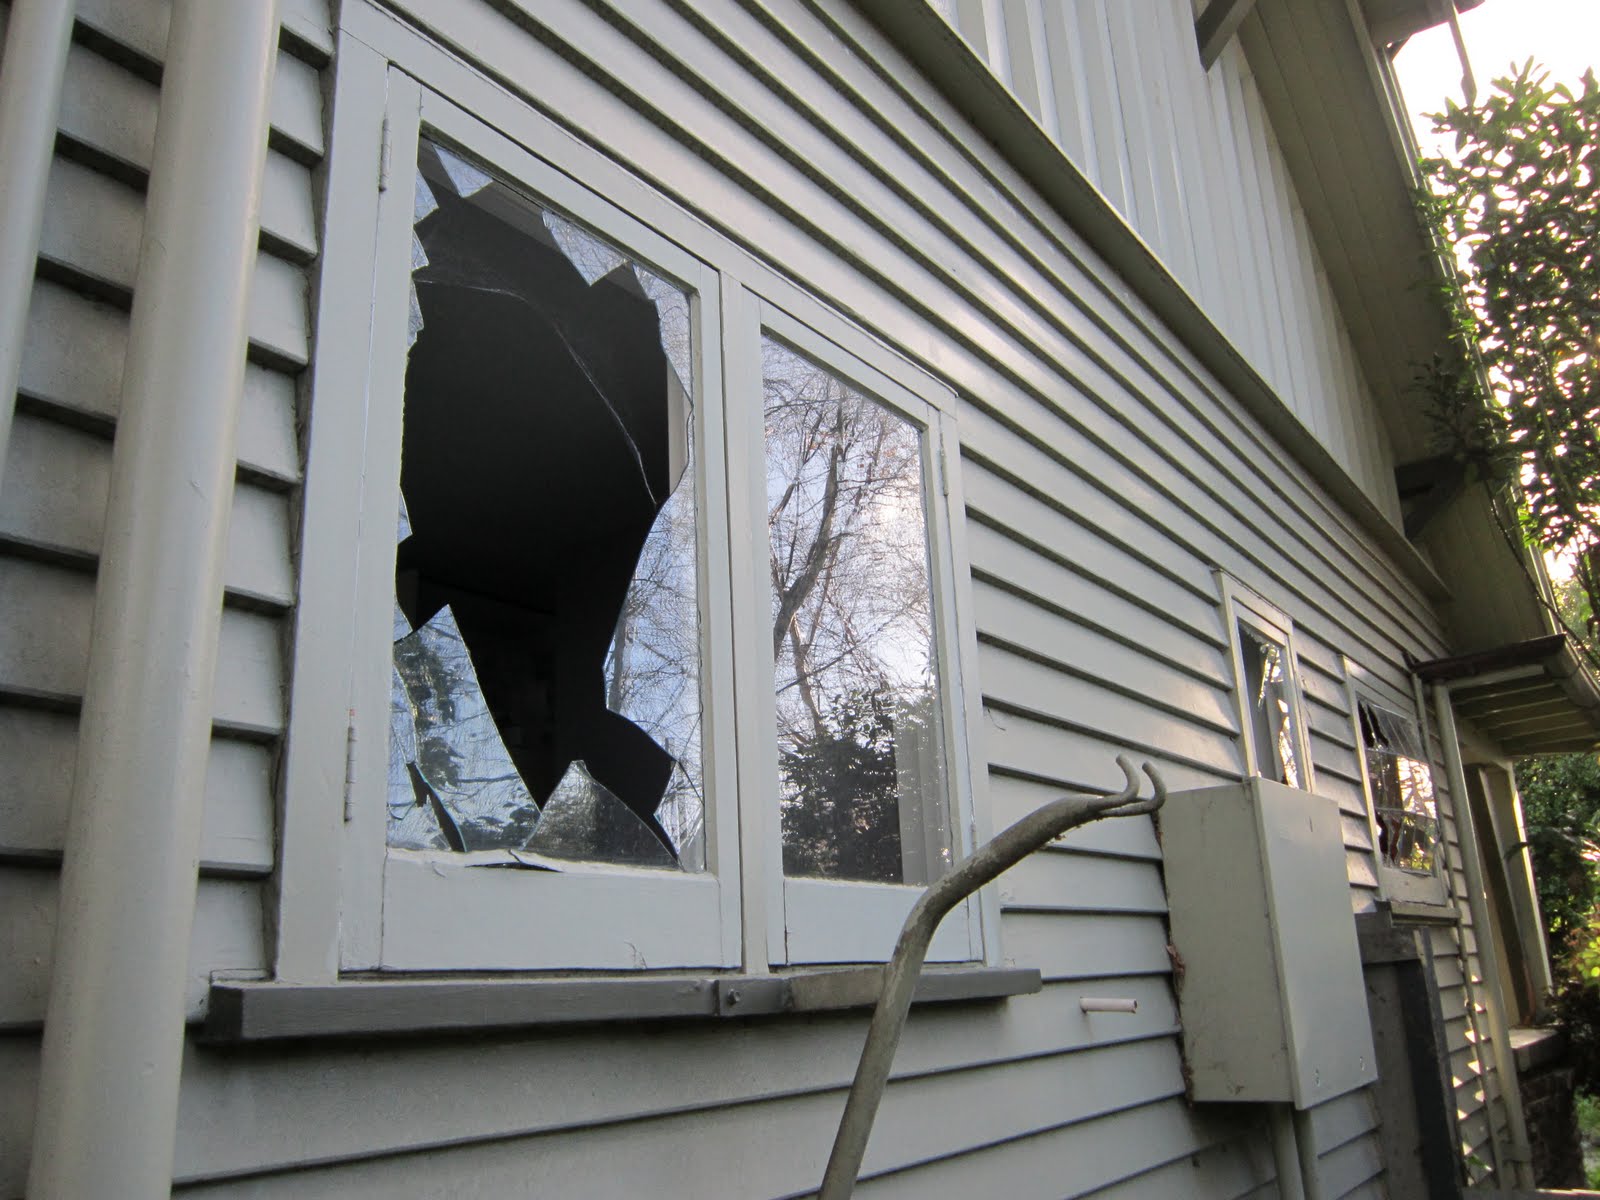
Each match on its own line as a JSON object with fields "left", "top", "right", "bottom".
{"left": 1359, "top": 700, "right": 1440, "bottom": 875}
{"left": 1239, "top": 623, "right": 1302, "bottom": 787}
{"left": 386, "top": 138, "right": 705, "bottom": 872}
{"left": 763, "top": 337, "right": 951, "bottom": 885}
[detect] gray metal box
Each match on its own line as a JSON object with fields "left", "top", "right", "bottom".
{"left": 1160, "top": 779, "right": 1377, "bottom": 1108}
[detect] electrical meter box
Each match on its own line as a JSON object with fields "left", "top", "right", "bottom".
{"left": 1160, "top": 778, "right": 1377, "bottom": 1108}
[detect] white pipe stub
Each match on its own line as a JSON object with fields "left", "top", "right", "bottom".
{"left": 1079, "top": 997, "right": 1138, "bottom": 1014}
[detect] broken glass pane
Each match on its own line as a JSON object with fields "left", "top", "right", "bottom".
{"left": 1360, "top": 700, "right": 1440, "bottom": 874}
{"left": 388, "top": 606, "right": 543, "bottom": 851}
{"left": 763, "top": 337, "right": 950, "bottom": 886}
{"left": 1238, "top": 625, "right": 1301, "bottom": 788}
{"left": 386, "top": 135, "right": 704, "bottom": 871}
{"left": 523, "top": 760, "right": 678, "bottom": 869}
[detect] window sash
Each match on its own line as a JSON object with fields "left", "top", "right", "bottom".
{"left": 343, "top": 77, "right": 742, "bottom": 972}
{"left": 728, "top": 292, "right": 982, "bottom": 967}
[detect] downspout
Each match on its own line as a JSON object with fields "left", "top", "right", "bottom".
{"left": 0, "top": 0, "right": 76, "bottom": 490}
{"left": 26, "top": 4, "right": 279, "bottom": 1197}
{"left": 1432, "top": 684, "right": 1537, "bottom": 1191}
{"left": 1410, "top": 670, "right": 1501, "bottom": 1177}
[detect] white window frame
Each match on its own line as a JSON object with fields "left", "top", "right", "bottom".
{"left": 1218, "top": 575, "right": 1314, "bottom": 791}
{"left": 1342, "top": 660, "right": 1450, "bottom": 909}
{"left": 279, "top": 26, "right": 993, "bottom": 980}
{"left": 725, "top": 291, "right": 982, "bottom": 966}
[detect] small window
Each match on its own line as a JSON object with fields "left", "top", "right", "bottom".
{"left": 1358, "top": 700, "right": 1439, "bottom": 875}
{"left": 1220, "top": 578, "right": 1312, "bottom": 790}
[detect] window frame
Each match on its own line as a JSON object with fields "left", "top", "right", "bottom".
{"left": 725, "top": 290, "right": 983, "bottom": 967}
{"left": 1341, "top": 659, "right": 1450, "bottom": 909}
{"left": 1218, "top": 575, "right": 1315, "bottom": 792}
{"left": 281, "top": 42, "right": 995, "bottom": 981}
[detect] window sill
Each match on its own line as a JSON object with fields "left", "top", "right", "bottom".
{"left": 1385, "top": 898, "right": 1460, "bottom": 925}
{"left": 204, "top": 966, "right": 1041, "bottom": 1042}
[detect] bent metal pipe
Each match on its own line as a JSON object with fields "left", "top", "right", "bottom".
{"left": 819, "top": 754, "right": 1168, "bottom": 1199}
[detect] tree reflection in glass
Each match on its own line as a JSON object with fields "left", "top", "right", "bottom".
{"left": 762, "top": 338, "right": 951, "bottom": 885}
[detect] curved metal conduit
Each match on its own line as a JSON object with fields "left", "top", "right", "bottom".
{"left": 820, "top": 755, "right": 1168, "bottom": 1198}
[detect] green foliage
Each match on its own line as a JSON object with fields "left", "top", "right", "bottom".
{"left": 1519, "top": 753, "right": 1600, "bottom": 946}
{"left": 1520, "top": 750, "right": 1600, "bottom": 1090}
{"left": 1420, "top": 63, "right": 1600, "bottom": 630}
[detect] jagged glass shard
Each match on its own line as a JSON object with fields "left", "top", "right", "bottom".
{"left": 387, "top": 666, "right": 448, "bottom": 850}
{"left": 414, "top": 173, "right": 439, "bottom": 223}
{"left": 397, "top": 491, "right": 413, "bottom": 545}
{"left": 525, "top": 760, "right": 678, "bottom": 869}
{"left": 392, "top": 600, "right": 412, "bottom": 644}
{"left": 387, "top": 606, "right": 543, "bottom": 851}
{"left": 408, "top": 283, "right": 426, "bottom": 349}
{"left": 407, "top": 234, "right": 430, "bottom": 350}
{"left": 763, "top": 338, "right": 950, "bottom": 886}
{"left": 432, "top": 142, "right": 493, "bottom": 198}
{"left": 542, "top": 209, "right": 628, "bottom": 285}
{"left": 633, "top": 264, "right": 693, "bottom": 402}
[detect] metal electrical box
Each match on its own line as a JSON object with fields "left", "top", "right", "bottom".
{"left": 1160, "top": 779, "right": 1377, "bottom": 1108}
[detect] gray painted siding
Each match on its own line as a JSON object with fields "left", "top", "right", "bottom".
{"left": 936, "top": 0, "right": 1401, "bottom": 525}
{"left": 0, "top": 0, "right": 327, "bottom": 1026}
{"left": 0, "top": 0, "right": 1510, "bottom": 1196}
{"left": 0, "top": 0, "right": 329, "bottom": 1188}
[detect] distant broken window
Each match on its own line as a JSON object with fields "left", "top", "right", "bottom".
{"left": 1359, "top": 700, "right": 1439, "bottom": 875}
{"left": 386, "top": 139, "right": 703, "bottom": 872}
{"left": 763, "top": 338, "right": 952, "bottom": 886}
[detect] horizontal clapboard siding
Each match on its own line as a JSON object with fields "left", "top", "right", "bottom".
{"left": 0, "top": 0, "right": 326, "bottom": 1103}
{"left": 0, "top": 871, "right": 265, "bottom": 1030}
{"left": 936, "top": 0, "right": 1400, "bottom": 521}
{"left": 161, "top": 1038, "right": 1195, "bottom": 1196}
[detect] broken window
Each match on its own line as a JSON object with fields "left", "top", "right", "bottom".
{"left": 763, "top": 338, "right": 952, "bottom": 886}
{"left": 386, "top": 138, "right": 704, "bottom": 872}
{"left": 1238, "top": 623, "right": 1303, "bottom": 788}
{"left": 1359, "top": 700, "right": 1439, "bottom": 875}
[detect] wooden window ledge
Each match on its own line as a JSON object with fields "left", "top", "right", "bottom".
{"left": 204, "top": 966, "right": 1041, "bottom": 1042}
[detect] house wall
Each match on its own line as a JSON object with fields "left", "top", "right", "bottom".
{"left": 0, "top": 0, "right": 330, "bottom": 1182}
{"left": 932, "top": 0, "right": 1401, "bottom": 526}
{"left": 0, "top": 0, "right": 1511, "bottom": 1195}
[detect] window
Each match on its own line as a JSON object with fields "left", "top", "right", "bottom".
{"left": 731, "top": 300, "right": 979, "bottom": 966}
{"left": 1220, "top": 577, "right": 1313, "bottom": 790}
{"left": 319, "top": 75, "right": 985, "bottom": 976}
{"left": 1343, "top": 662, "right": 1447, "bottom": 906}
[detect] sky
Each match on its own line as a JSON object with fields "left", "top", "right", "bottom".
{"left": 1393, "top": 0, "right": 1600, "bottom": 158}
